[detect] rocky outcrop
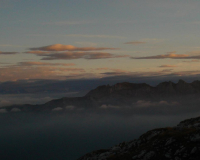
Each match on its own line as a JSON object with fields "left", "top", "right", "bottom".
{"left": 78, "top": 116, "right": 200, "bottom": 160}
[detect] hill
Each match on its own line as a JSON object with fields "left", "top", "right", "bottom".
{"left": 78, "top": 116, "right": 200, "bottom": 160}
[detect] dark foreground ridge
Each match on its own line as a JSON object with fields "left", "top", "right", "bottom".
{"left": 78, "top": 116, "right": 200, "bottom": 160}
{"left": 2, "top": 79, "right": 200, "bottom": 112}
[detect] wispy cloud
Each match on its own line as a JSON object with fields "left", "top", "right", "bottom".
{"left": 65, "top": 34, "right": 125, "bottom": 39}
{"left": 29, "top": 44, "right": 118, "bottom": 51}
{"left": 161, "top": 69, "right": 174, "bottom": 72}
{"left": 0, "top": 51, "right": 18, "bottom": 55}
{"left": 134, "top": 100, "right": 178, "bottom": 108}
{"left": 43, "top": 20, "right": 93, "bottom": 26}
{"left": 0, "top": 44, "right": 24, "bottom": 48}
{"left": 96, "top": 68, "right": 128, "bottom": 73}
{"left": 39, "top": 52, "right": 129, "bottom": 60}
{"left": 132, "top": 53, "right": 196, "bottom": 59}
{"left": 25, "top": 51, "right": 50, "bottom": 55}
{"left": 124, "top": 41, "right": 146, "bottom": 45}
{"left": 183, "top": 60, "right": 200, "bottom": 63}
{"left": 159, "top": 65, "right": 177, "bottom": 68}
{"left": 167, "top": 51, "right": 176, "bottom": 54}
{"left": 18, "top": 62, "right": 75, "bottom": 67}
{"left": 0, "top": 65, "right": 85, "bottom": 81}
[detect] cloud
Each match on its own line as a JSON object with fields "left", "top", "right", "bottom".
{"left": 0, "top": 109, "right": 7, "bottom": 113}
{"left": 134, "top": 100, "right": 179, "bottom": 107}
{"left": 132, "top": 53, "right": 193, "bottom": 59}
{"left": 44, "top": 20, "right": 93, "bottom": 26}
{"left": 0, "top": 65, "right": 85, "bottom": 81}
{"left": 65, "top": 34, "right": 125, "bottom": 39}
{"left": 26, "top": 44, "right": 128, "bottom": 60}
{"left": 29, "top": 44, "right": 118, "bottom": 52}
{"left": 167, "top": 51, "right": 176, "bottom": 54}
{"left": 183, "top": 60, "right": 200, "bottom": 63}
{"left": 159, "top": 65, "right": 177, "bottom": 68}
{"left": 65, "top": 105, "right": 76, "bottom": 110}
{"left": 0, "top": 44, "right": 24, "bottom": 48}
{"left": 52, "top": 107, "right": 63, "bottom": 111}
{"left": 18, "top": 61, "right": 75, "bottom": 67}
{"left": 11, "top": 108, "right": 21, "bottom": 112}
{"left": 100, "top": 104, "right": 120, "bottom": 109}
{"left": 0, "top": 100, "right": 12, "bottom": 107}
{"left": 124, "top": 41, "right": 146, "bottom": 45}
{"left": 0, "top": 51, "right": 18, "bottom": 55}
{"left": 96, "top": 68, "right": 129, "bottom": 76}
{"left": 96, "top": 68, "right": 110, "bottom": 71}
{"left": 25, "top": 51, "right": 50, "bottom": 55}
{"left": 161, "top": 69, "right": 174, "bottom": 72}
{"left": 39, "top": 52, "right": 129, "bottom": 60}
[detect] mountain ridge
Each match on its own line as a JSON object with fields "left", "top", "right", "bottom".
{"left": 2, "top": 79, "right": 200, "bottom": 113}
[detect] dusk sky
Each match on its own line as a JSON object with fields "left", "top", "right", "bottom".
{"left": 1, "top": 0, "right": 200, "bottom": 82}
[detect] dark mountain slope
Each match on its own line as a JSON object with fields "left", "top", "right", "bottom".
{"left": 78, "top": 116, "right": 200, "bottom": 160}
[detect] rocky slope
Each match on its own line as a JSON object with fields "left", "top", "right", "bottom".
{"left": 78, "top": 116, "right": 200, "bottom": 160}
{"left": 2, "top": 79, "right": 200, "bottom": 112}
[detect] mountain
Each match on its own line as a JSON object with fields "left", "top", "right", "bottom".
{"left": 2, "top": 79, "right": 200, "bottom": 112}
{"left": 77, "top": 116, "right": 200, "bottom": 160}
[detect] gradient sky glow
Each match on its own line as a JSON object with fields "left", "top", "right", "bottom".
{"left": 1, "top": 0, "right": 200, "bottom": 82}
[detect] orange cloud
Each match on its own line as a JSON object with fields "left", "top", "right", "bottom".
{"left": 29, "top": 44, "right": 118, "bottom": 51}
{"left": 25, "top": 51, "right": 50, "bottom": 55}
{"left": 124, "top": 41, "right": 146, "bottom": 45}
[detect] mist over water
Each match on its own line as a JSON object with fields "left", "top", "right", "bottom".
{"left": 1, "top": 111, "right": 200, "bottom": 160}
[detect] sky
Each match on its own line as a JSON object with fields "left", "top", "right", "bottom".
{"left": 1, "top": 0, "right": 200, "bottom": 82}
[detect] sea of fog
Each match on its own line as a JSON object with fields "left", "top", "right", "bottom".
{"left": 1, "top": 111, "right": 200, "bottom": 160}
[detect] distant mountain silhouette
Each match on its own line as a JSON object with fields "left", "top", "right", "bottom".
{"left": 2, "top": 79, "right": 200, "bottom": 112}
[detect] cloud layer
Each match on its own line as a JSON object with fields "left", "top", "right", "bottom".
{"left": 124, "top": 41, "right": 146, "bottom": 45}
{"left": 159, "top": 65, "right": 177, "bottom": 68}
{"left": 39, "top": 52, "right": 129, "bottom": 60}
{"left": 29, "top": 44, "right": 118, "bottom": 51}
{"left": 0, "top": 51, "right": 18, "bottom": 55}
{"left": 25, "top": 44, "right": 128, "bottom": 60}
{"left": 132, "top": 53, "right": 200, "bottom": 59}
{"left": 18, "top": 61, "right": 75, "bottom": 66}
{"left": 0, "top": 64, "right": 85, "bottom": 81}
